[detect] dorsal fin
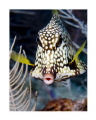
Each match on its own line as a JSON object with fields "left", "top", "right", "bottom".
{"left": 52, "top": 10, "right": 59, "bottom": 15}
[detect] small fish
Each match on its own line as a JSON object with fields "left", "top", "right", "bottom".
{"left": 10, "top": 51, "right": 34, "bottom": 66}
{"left": 30, "top": 10, "right": 87, "bottom": 85}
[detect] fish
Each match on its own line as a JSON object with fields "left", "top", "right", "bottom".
{"left": 29, "top": 10, "right": 87, "bottom": 85}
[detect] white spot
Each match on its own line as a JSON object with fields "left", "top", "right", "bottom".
{"left": 51, "top": 69, "right": 54, "bottom": 73}
{"left": 56, "top": 69, "right": 58, "bottom": 72}
{"left": 64, "top": 60, "right": 67, "bottom": 64}
{"left": 55, "top": 51, "right": 58, "bottom": 55}
{"left": 51, "top": 50, "right": 54, "bottom": 55}
{"left": 73, "top": 70, "right": 75, "bottom": 72}
{"left": 62, "top": 69, "right": 66, "bottom": 73}
{"left": 58, "top": 67, "right": 60, "bottom": 70}
{"left": 42, "top": 53, "right": 44, "bottom": 58}
{"left": 67, "top": 67, "right": 70, "bottom": 71}
{"left": 47, "top": 55, "right": 50, "bottom": 61}
{"left": 54, "top": 54, "right": 57, "bottom": 58}
{"left": 48, "top": 41, "right": 51, "bottom": 44}
{"left": 42, "top": 38, "right": 45, "bottom": 41}
{"left": 35, "top": 61, "right": 38, "bottom": 65}
{"left": 52, "top": 35, "right": 54, "bottom": 38}
{"left": 46, "top": 61, "right": 50, "bottom": 65}
{"left": 66, "top": 68, "right": 69, "bottom": 73}
{"left": 40, "top": 35, "right": 43, "bottom": 38}
{"left": 48, "top": 25, "right": 52, "bottom": 28}
{"left": 46, "top": 34, "right": 49, "bottom": 37}
{"left": 59, "top": 51, "right": 62, "bottom": 56}
{"left": 42, "top": 44, "right": 44, "bottom": 47}
{"left": 60, "top": 57, "right": 63, "bottom": 61}
{"left": 47, "top": 31, "right": 50, "bottom": 34}
{"left": 57, "top": 59, "right": 60, "bottom": 62}
{"left": 64, "top": 66, "right": 67, "bottom": 69}
{"left": 45, "top": 46, "right": 48, "bottom": 49}
{"left": 38, "top": 53, "right": 41, "bottom": 57}
{"left": 72, "top": 72, "right": 75, "bottom": 75}
{"left": 43, "top": 31, "right": 46, "bottom": 34}
{"left": 76, "top": 71, "right": 79, "bottom": 74}
{"left": 45, "top": 29, "right": 48, "bottom": 32}
{"left": 50, "top": 63, "right": 53, "bottom": 67}
{"left": 52, "top": 39, "right": 54, "bottom": 43}
{"left": 63, "top": 50, "right": 65, "bottom": 54}
{"left": 43, "top": 70, "right": 46, "bottom": 74}
{"left": 55, "top": 38, "right": 58, "bottom": 41}
{"left": 50, "top": 44, "right": 53, "bottom": 49}
{"left": 53, "top": 44, "right": 56, "bottom": 48}
{"left": 44, "top": 60, "right": 47, "bottom": 64}
{"left": 64, "top": 47, "right": 67, "bottom": 51}
{"left": 66, "top": 59, "right": 68, "bottom": 64}
{"left": 48, "top": 37, "right": 51, "bottom": 40}
{"left": 50, "top": 58, "right": 53, "bottom": 63}
{"left": 46, "top": 68, "right": 51, "bottom": 71}
{"left": 71, "top": 70, "right": 74, "bottom": 73}
{"left": 53, "top": 59, "right": 56, "bottom": 63}
{"left": 47, "top": 50, "right": 50, "bottom": 54}
{"left": 55, "top": 33, "right": 59, "bottom": 37}
{"left": 57, "top": 62, "right": 59, "bottom": 66}
{"left": 38, "top": 63, "right": 41, "bottom": 67}
{"left": 60, "top": 63, "right": 63, "bottom": 67}
{"left": 45, "top": 37, "right": 47, "bottom": 39}
{"left": 39, "top": 33, "right": 42, "bottom": 35}
{"left": 60, "top": 68, "right": 62, "bottom": 73}
{"left": 50, "top": 54, "right": 53, "bottom": 59}
{"left": 44, "top": 40, "right": 47, "bottom": 44}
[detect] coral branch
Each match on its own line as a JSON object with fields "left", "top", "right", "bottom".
{"left": 9, "top": 37, "right": 37, "bottom": 111}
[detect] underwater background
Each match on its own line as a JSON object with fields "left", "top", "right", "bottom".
{"left": 10, "top": 10, "right": 87, "bottom": 110}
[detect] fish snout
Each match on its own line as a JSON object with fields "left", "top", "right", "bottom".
{"left": 43, "top": 73, "right": 54, "bottom": 85}
{"left": 42, "top": 67, "right": 56, "bottom": 85}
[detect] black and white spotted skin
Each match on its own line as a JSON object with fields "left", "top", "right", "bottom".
{"left": 30, "top": 14, "right": 86, "bottom": 85}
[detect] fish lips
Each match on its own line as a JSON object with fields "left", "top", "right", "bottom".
{"left": 43, "top": 73, "right": 54, "bottom": 85}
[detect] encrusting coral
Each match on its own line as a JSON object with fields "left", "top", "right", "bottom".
{"left": 42, "top": 98, "right": 87, "bottom": 111}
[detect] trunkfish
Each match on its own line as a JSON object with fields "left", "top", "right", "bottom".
{"left": 30, "top": 10, "right": 87, "bottom": 84}
{"left": 10, "top": 10, "right": 87, "bottom": 85}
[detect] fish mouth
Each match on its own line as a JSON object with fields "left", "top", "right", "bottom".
{"left": 43, "top": 73, "right": 54, "bottom": 85}
{"left": 42, "top": 66, "right": 56, "bottom": 85}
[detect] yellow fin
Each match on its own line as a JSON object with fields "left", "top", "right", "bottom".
{"left": 70, "top": 41, "right": 86, "bottom": 64}
{"left": 10, "top": 51, "right": 34, "bottom": 66}
{"left": 52, "top": 10, "right": 59, "bottom": 16}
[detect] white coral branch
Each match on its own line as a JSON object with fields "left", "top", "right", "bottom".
{"left": 58, "top": 10, "right": 87, "bottom": 54}
{"left": 9, "top": 37, "right": 37, "bottom": 111}
{"left": 59, "top": 9, "right": 87, "bottom": 37}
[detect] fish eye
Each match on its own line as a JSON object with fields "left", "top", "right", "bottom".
{"left": 36, "top": 36, "right": 42, "bottom": 47}
{"left": 56, "top": 35, "right": 63, "bottom": 47}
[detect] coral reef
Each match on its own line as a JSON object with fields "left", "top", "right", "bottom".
{"left": 42, "top": 98, "right": 87, "bottom": 111}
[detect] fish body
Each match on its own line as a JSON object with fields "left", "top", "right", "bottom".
{"left": 29, "top": 12, "right": 87, "bottom": 84}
